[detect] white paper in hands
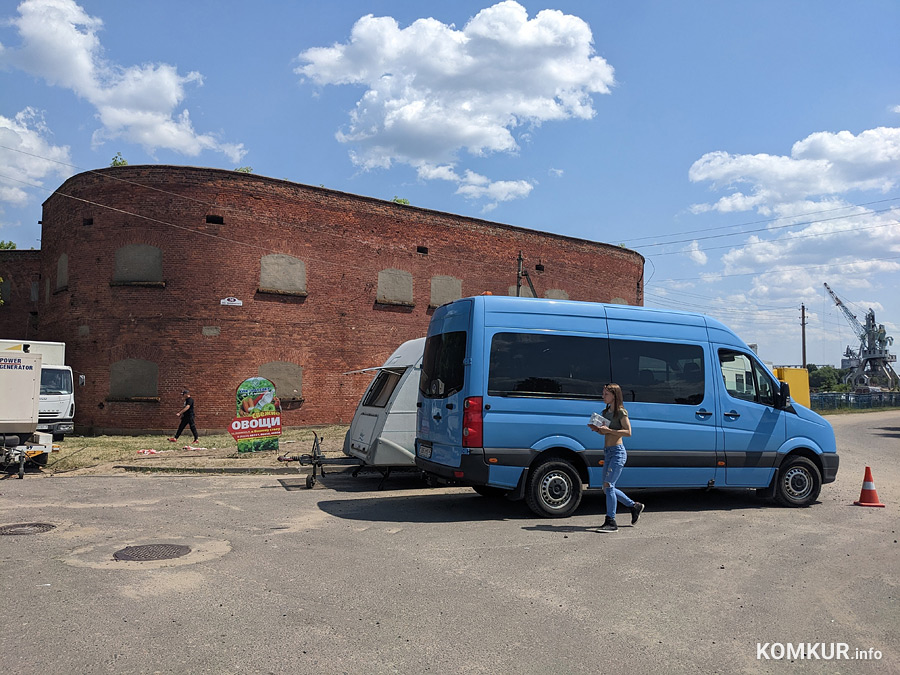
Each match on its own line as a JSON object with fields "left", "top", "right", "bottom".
{"left": 589, "top": 412, "right": 611, "bottom": 428}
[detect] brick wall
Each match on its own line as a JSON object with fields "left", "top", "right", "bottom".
{"left": 0, "top": 249, "right": 41, "bottom": 339}
{"left": 17, "top": 165, "right": 644, "bottom": 434}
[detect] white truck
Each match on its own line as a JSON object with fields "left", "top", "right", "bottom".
{"left": 0, "top": 340, "right": 75, "bottom": 441}
{"left": 1, "top": 351, "right": 53, "bottom": 476}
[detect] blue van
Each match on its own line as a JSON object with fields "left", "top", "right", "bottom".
{"left": 414, "top": 296, "right": 838, "bottom": 517}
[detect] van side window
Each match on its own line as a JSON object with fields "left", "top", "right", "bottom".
{"left": 363, "top": 369, "right": 405, "bottom": 408}
{"left": 420, "top": 331, "right": 467, "bottom": 398}
{"left": 488, "top": 333, "right": 611, "bottom": 399}
{"left": 610, "top": 339, "right": 705, "bottom": 404}
{"left": 719, "top": 350, "right": 776, "bottom": 406}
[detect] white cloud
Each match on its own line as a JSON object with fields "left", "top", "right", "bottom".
{"left": 0, "top": 0, "right": 244, "bottom": 162}
{"left": 297, "top": 1, "right": 614, "bottom": 205}
{"left": 0, "top": 108, "right": 72, "bottom": 208}
{"left": 684, "top": 240, "right": 707, "bottom": 265}
{"left": 689, "top": 127, "right": 900, "bottom": 213}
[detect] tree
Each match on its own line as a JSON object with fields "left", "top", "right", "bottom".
{"left": 234, "top": 166, "right": 253, "bottom": 173}
{"left": 110, "top": 152, "right": 128, "bottom": 167}
{"left": 808, "top": 365, "right": 843, "bottom": 392}
{"left": 392, "top": 196, "right": 410, "bottom": 205}
{"left": 0, "top": 241, "right": 14, "bottom": 306}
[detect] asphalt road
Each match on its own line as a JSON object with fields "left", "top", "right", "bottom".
{"left": 1, "top": 411, "right": 897, "bottom": 674}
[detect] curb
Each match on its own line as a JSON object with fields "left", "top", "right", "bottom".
{"left": 113, "top": 465, "right": 362, "bottom": 476}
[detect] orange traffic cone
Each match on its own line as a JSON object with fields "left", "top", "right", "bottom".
{"left": 853, "top": 466, "right": 885, "bottom": 507}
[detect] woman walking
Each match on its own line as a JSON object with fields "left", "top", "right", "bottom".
{"left": 589, "top": 383, "right": 644, "bottom": 531}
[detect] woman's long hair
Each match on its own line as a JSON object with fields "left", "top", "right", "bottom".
{"left": 604, "top": 382, "right": 626, "bottom": 414}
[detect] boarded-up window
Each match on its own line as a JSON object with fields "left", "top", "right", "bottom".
{"left": 258, "top": 361, "right": 304, "bottom": 404}
{"left": 429, "top": 275, "right": 462, "bottom": 308}
{"left": 56, "top": 253, "right": 68, "bottom": 290}
{"left": 113, "top": 244, "right": 163, "bottom": 284}
{"left": 377, "top": 269, "right": 414, "bottom": 306}
{"left": 544, "top": 289, "right": 569, "bottom": 300}
{"left": 259, "top": 254, "right": 307, "bottom": 296}
{"left": 30, "top": 281, "right": 38, "bottom": 302}
{"left": 109, "top": 358, "right": 158, "bottom": 399}
{"left": 507, "top": 284, "right": 536, "bottom": 298}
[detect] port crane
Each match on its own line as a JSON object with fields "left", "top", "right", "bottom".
{"left": 823, "top": 282, "right": 897, "bottom": 389}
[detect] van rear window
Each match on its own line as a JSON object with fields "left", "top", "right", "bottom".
{"left": 420, "top": 331, "right": 467, "bottom": 398}
{"left": 488, "top": 333, "right": 611, "bottom": 399}
{"left": 610, "top": 339, "right": 705, "bottom": 404}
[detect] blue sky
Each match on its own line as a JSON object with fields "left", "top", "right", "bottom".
{"left": 2, "top": 0, "right": 899, "bottom": 368}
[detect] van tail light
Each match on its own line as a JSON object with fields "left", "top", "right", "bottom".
{"left": 462, "top": 396, "right": 483, "bottom": 448}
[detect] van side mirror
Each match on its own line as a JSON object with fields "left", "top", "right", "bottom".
{"left": 776, "top": 381, "right": 791, "bottom": 409}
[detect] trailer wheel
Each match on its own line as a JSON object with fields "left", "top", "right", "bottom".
{"left": 525, "top": 459, "right": 582, "bottom": 518}
{"left": 306, "top": 474, "right": 316, "bottom": 489}
{"left": 774, "top": 456, "right": 821, "bottom": 507}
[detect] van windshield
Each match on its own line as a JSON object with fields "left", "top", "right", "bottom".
{"left": 420, "top": 331, "right": 467, "bottom": 398}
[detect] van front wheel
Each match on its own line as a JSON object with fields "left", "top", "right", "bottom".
{"left": 774, "top": 456, "right": 821, "bottom": 507}
{"left": 525, "top": 459, "right": 582, "bottom": 518}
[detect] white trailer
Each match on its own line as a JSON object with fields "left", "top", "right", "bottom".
{"left": 0, "top": 351, "right": 53, "bottom": 477}
{"left": 0, "top": 340, "right": 75, "bottom": 442}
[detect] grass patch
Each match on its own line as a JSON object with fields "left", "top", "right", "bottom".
{"left": 43, "top": 425, "right": 349, "bottom": 473}
{"left": 816, "top": 406, "right": 900, "bottom": 416}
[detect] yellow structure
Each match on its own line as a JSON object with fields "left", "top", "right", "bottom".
{"left": 775, "top": 367, "right": 810, "bottom": 408}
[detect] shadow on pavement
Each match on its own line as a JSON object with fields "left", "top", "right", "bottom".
{"left": 873, "top": 426, "right": 900, "bottom": 439}
{"left": 308, "top": 483, "right": 780, "bottom": 524}
{"left": 277, "top": 468, "right": 427, "bottom": 493}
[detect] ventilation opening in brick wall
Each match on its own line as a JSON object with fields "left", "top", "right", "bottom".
{"left": 417, "top": 246, "right": 428, "bottom": 255}
{"left": 83, "top": 217, "right": 93, "bottom": 226}
{"left": 206, "top": 215, "right": 224, "bottom": 224}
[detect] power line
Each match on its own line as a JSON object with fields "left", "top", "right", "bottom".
{"left": 621, "top": 197, "right": 900, "bottom": 245}
{"left": 640, "top": 206, "right": 899, "bottom": 258}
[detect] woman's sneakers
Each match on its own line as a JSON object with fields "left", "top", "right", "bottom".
{"left": 631, "top": 502, "right": 645, "bottom": 525}
{"left": 598, "top": 516, "right": 618, "bottom": 532}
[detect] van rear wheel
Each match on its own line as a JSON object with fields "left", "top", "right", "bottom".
{"left": 525, "top": 459, "right": 582, "bottom": 518}
{"left": 774, "top": 456, "right": 821, "bottom": 507}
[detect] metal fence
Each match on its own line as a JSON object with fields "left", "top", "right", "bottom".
{"left": 811, "top": 392, "right": 900, "bottom": 411}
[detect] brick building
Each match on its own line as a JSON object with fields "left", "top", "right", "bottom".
{"left": 0, "top": 165, "right": 644, "bottom": 435}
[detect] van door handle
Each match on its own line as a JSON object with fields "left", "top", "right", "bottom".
{"left": 724, "top": 410, "right": 741, "bottom": 419}
{"left": 445, "top": 403, "right": 454, "bottom": 410}
{"left": 433, "top": 413, "right": 442, "bottom": 421}
{"left": 695, "top": 408, "right": 712, "bottom": 419}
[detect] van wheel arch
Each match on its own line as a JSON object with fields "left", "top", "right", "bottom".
{"left": 529, "top": 448, "right": 589, "bottom": 485}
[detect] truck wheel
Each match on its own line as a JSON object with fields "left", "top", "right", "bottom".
{"left": 53, "top": 434, "right": 65, "bottom": 442}
{"left": 473, "top": 485, "right": 508, "bottom": 498}
{"left": 525, "top": 459, "right": 582, "bottom": 518}
{"left": 774, "top": 456, "right": 821, "bottom": 507}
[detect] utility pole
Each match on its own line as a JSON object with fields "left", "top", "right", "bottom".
{"left": 516, "top": 251, "right": 537, "bottom": 298}
{"left": 800, "top": 304, "right": 807, "bottom": 368}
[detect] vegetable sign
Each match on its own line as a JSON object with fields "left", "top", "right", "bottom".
{"left": 230, "top": 377, "right": 282, "bottom": 452}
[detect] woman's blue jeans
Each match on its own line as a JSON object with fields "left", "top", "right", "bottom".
{"left": 603, "top": 444, "right": 634, "bottom": 520}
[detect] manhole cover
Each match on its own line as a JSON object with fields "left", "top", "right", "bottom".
{"left": 113, "top": 544, "right": 192, "bottom": 561}
{"left": 0, "top": 523, "right": 56, "bottom": 535}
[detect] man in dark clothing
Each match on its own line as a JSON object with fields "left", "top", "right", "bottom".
{"left": 168, "top": 389, "right": 199, "bottom": 444}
